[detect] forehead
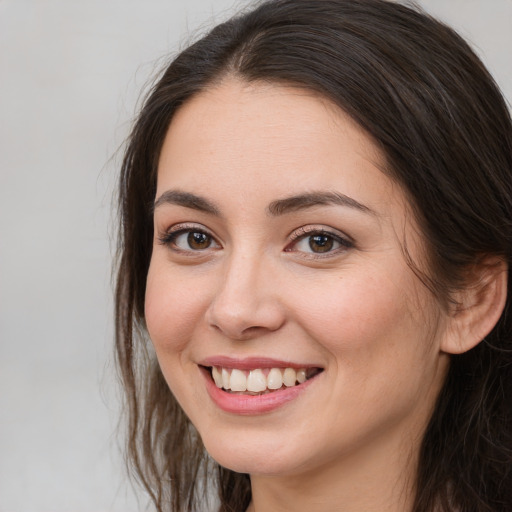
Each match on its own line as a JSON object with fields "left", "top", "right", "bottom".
{"left": 157, "top": 79, "right": 391, "bottom": 201}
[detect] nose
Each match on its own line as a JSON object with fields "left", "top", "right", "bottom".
{"left": 206, "top": 251, "right": 286, "bottom": 340}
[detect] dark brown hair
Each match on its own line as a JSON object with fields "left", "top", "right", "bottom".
{"left": 115, "top": 1, "right": 512, "bottom": 510}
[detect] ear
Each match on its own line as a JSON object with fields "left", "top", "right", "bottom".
{"left": 441, "top": 256, "right": 508, "bottom": 355}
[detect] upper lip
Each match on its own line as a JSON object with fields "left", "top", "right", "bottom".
{"left": 199, "top": 356, "right": 323, "bottom": 370}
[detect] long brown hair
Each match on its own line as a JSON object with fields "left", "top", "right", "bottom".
{"left": 115, "top": 1, "right": 512, "bottom": 510}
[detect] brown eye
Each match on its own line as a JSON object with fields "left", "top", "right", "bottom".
{"left": 187, "top": 231, "right": 212, "bottom": 250}
{"left": 159, "top": 227, "right": 220, "bottom": 252}
{"left": 286, "top": 228, "right": 352, "bottom": 257}
{"left": 309, "top": 234, "right": 334, "bottom": 253}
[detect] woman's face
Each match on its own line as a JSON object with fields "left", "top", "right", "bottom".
{"left": 145, "top": 79, "right": 451, "bottom": 478}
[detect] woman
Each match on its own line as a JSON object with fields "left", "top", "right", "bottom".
{"left": 115, "top": 0, "right": 512, "bottom": 510}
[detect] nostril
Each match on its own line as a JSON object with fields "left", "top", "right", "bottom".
{"left": 208, "top": 320, "right": 281, "bottom": 341}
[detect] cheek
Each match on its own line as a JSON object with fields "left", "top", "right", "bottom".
{"left": 293, "top": 271, "right": 414, "bottom": 346}
{"left": 292, "top": 269, "right": 443, "bottom": 434}
{"left": 290, "top": 264, "right": 438, "bottom": 386}
{"left": 144, "top": 259, "right": 210, "bottom": 354}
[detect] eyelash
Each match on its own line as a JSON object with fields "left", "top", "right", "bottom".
{"left": 157, "top": 224, "right": 219, "bottom": 253}
{"left": 157, "top": 224, "right": 353, "bottom": 258}
{"left": 285, "top": 226, "right": 353, "bottom": 258}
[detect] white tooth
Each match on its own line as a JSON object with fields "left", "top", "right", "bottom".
{"left": 221, "top": 368, "right": 231, "bottom": 390}
{"left": 283, "top": 368, "right": 297, "bottom": 387}
{"left": 230, "top": 369, "right": 247, "bottom": 392}
{"left": 267, "top": 368, "right": 283, "bottom": 389}
{"left": 212, "top": 367, "right": 223, "bottom": 388}
{"left": 247, "top": 369, "right": 267, "bottom": 392}
{"left": 297, "top": 368, "right": 306, "bottom": 384}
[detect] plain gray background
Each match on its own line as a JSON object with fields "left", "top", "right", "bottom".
{"left": 1, "top": 1, "right": 511, "bottom": 511}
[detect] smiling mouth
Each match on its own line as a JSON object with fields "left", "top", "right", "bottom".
{"left": 203, "top": 366, "right": 324, "bottom": 395}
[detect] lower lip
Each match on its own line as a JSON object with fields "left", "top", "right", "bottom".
{"left": 201, "top": 367, "right": 318, "bottom": 415}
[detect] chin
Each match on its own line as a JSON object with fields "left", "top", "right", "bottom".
{"left": 199, "top": 428, "right": 304, "bottom": 476}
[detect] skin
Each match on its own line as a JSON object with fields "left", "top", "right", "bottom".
{"left": 145, "top": 79, "right": 455, "bottom": 512}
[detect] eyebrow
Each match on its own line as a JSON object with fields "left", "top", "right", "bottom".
{"left": 153, "top": 190, "right": 221, "bottom": 216}
{"left": 153, "top": 189, "right": 375, "bottom": 217}
{"left": 267, "top": 191, "right": 375, "bottom": 216}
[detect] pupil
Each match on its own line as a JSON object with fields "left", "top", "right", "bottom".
{"left": 188, "top": 232, "right": 210, "bottom": 249}
{"left": 309, "top": 234, "right": 333, "bottom": 253}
